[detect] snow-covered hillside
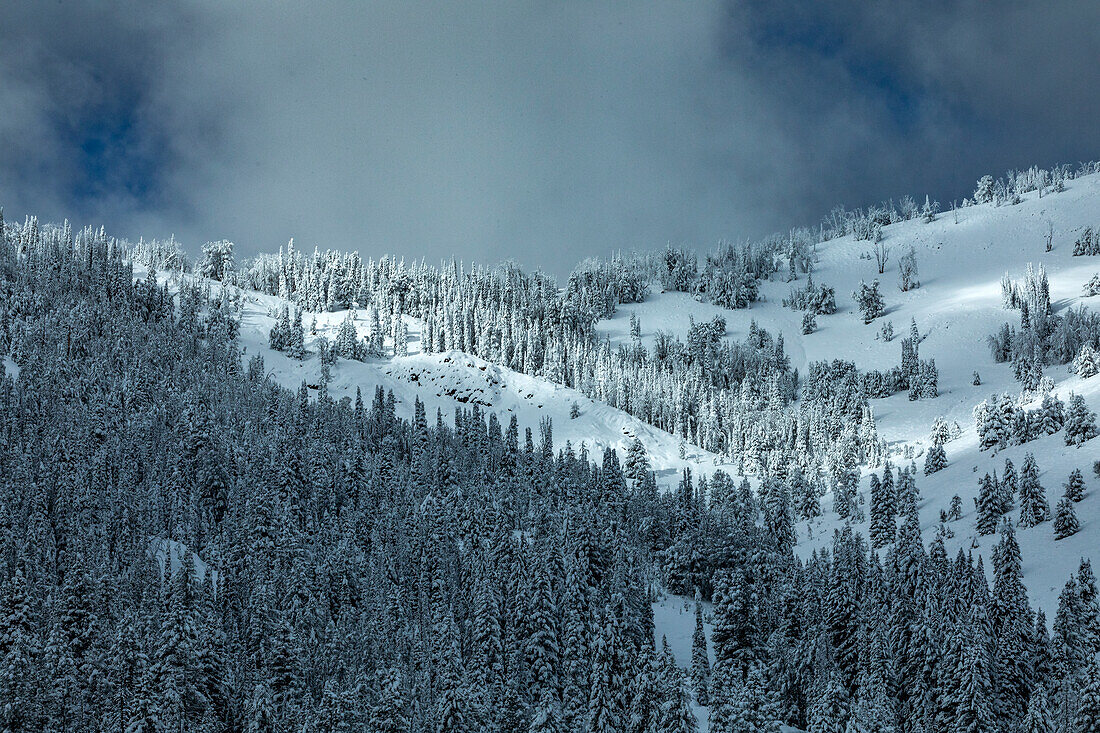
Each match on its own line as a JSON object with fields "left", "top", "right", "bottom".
{"left": 236, "top": 293, "right": 737, "bottom": 487}
{"left": 600, "top": 172, "right": 1100, "bottom": 614}
{"left": 142, "top": 172, "right": 1100, "bottom": 617}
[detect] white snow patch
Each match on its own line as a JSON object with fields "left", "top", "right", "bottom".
{"left": 150, "top": 537, "right": 218, "bottom": 587}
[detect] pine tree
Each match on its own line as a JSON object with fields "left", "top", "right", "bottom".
{"left": 808, "top": 673, "right": 848, "bottom": 733}
{"left": 712, "top": 570, "right": 758, "bottom": 681}
{"left": 794, "top": 469, "right": 821, "bottom": 520}
{"left": 530, "top": 689, "right": 563, "bottom": 733}
{"left": 436, "top": 617, "right": 470, "bottom": 733}
{"left": 1038, "top": 393, "right": 1065, "bottom": 435}
{"left": 660, "top": 678, "right": 699, "bottom": 733}
{"left": 953, "top": 615, "right": 994, "bottom": 732}
{"left": 1000, "top": 458, "right": 1018, "bottom": 513}
{"left": 976, "top": 473, "right": 1001, "bottom": 535}
{"left": 526, "top": 563, "right": 561, "bottom": 700}
{"left": 846, "top": 672, "right": 896, "bottom": 733}
{"left": 628, "top": 650, "right": 662, "bottom": 733}
{"left": 394, "top": 316, "right": 409, "bottom": 356}
{"left": 1074, "top": 344, "right": 1100, "bottom": 378}
{"left": 1022, "top": 687, "right": 1054, "bottom": 733}
{"left": 334, "top": 309, "right": 360, "bottom": 359}
{"left": 1077, "top": 654, "right": 1100, "bottom": 733}
{"left": 587, "top": 605, "right": 624, "bottom": 733}
{"left": 367, "top": 668, "right": 410, "bottom": 733}
{"left": 854, "top": 280, "right": 885, "bottom": 324}
{"left": 623, "top": 438, "right": 650, "bottom": 483}
{"left": 690, "top": 600, "right": 710, "bottom": 706}
{"left": 720, "top": 665, "right": 779, "bottom": 732}
{"left": 802, "top": 312, "right": 817, "bottom": 334}
{"left": 153, "top": 562, "right": 204, "bottom": 731}
{"left": 1019, "top": 454, "right": 1050, "bottom": 528}
{"left": 869, "top": 474, "right": 895, "bottom": 548}
{"left": 126, "top": 672, "right": 164, "bottom": 733}
{"left": 948, "top": 494, "right": 963, "bottom": 521}
{"left": 1066, "top": 468, "right": 1087, "bottom": 502}
{"left": 0, "top": 568, "right": 39, "bottom": 732}
{"left": 1054, "top": 497, "right": 1080, "bottom": 539}
{"left": 287, "top": 307, "right": 306, "bottom": 360}
{"left": 246, "top": 681, "right": 277, "bottom": 733}
{"left": 1065, "top": 394, "right": 1099, "bottom": 447}
{"left": 923, "top": 444, "right": 947, "bottom": 475}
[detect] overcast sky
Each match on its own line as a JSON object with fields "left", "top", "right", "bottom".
{"left": 2, "top": 1, "right": 1098, "bottom": 276}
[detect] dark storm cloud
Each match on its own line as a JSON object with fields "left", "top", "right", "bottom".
{"left": 1, "top": 1, "right": 1097, "bottom": 276}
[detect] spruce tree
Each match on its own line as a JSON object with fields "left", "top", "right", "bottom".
{"left": 1022, "top": 687, "right": 1055, "bottom": 733}
{"left": 1019, "top": 454, "right": 1050, "bottom": 528}
{"left": 1066, "top": 468, "right": 1088, "bottom": 502}
{"left": 976, "top": 473, "right": 1000, "bottom": 535}
{"left": 1077, "top": 655, "right": 1100, "bottom": 733}
{"left": 1065, "top": 394, "right": 1099, "bottom": 447}
{"left": 923, "top": 443, "right": 947, "bottom": 475}
{"left": 869, "top": 474, "right": 894, "bottom": 548}
{"left": 690, "top": 600, "right": 710, "bottom": 706}
{"left": 1054, "top": 497, "right": 1080, "bottom": 540}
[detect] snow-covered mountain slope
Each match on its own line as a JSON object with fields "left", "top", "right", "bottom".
{"left": 600, "top": 172, "right": 1100, "bottom": 614}
{"left": 228, "top": 285, "right": 739, "bottom": 487}
{"left": 599, "top": 174, "right": 1100, "bottom": 451}
{"left": 140, "top": 172, "right": 1099, "bottom": 617}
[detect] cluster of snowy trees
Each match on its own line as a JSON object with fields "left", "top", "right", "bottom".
{"left": 221, "top": 236, "right": 880, "bottom": 478}
{"left": 198, "top": 239, "right": 235, "bottom": 282}
{"left": 1073, "top": 227, "right": 1100, "bottom": 257}
{"left": 972, "top": 454, "right": 1093, "bottom": 542}
{"left": 807, "top": 320, "right": 938, "bottom": 405}
{"left": 992, "top": 263, "right": 1100, "bottom": 383}
{"left": 782, "top": 273, "right": 837, "bottom": 315}
{"left": 974, "top": 390, "right": 1098, "bottom": 451}
{"left": 683, "top": 510, "right": 1100, "bottom": 732}
{"left": 568, "top": 255, "right": 652, "bottom": 319}
{"left": 970, "top": 162, "right": 1100, "bottom": 207}
{"left": 824, "top": 195, "right": 927, "bottom": 244}
{"left": 1084, "top": 274, "right": 1100, "bottom": 298}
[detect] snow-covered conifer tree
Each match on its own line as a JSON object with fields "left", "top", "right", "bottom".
{"left": 1065, "top": 394, "right": 1098, "bottom": 446}
{"left": 923, "top": 444, "right": 947, "bottom": 475}
{"left": 1065, "top": 468, "right": 1087, "bottom": 502}
{"left": 1019, "top": 453, "right": 1050, "bottom": 528}
{"left": 690, "top": 600, "right": 710, "bottom": 707}
{"left": 1054, "top": 497, "right": 1080, "bottom": 540}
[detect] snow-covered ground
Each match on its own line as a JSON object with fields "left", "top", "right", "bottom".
{"left": 1, "top": 355, "right": 18, "bottom": 380}
{"left": 150, "top": 537, "right": 218, "bottom": 587}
